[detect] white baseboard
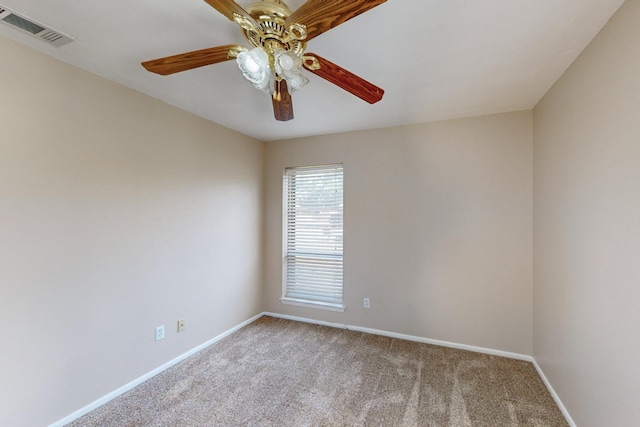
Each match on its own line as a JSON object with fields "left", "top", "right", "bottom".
{"left": 263, "top": 312, "right": 576, "bottom": 426}
{"left": 51, "top": 311, "right": 575, "bottom": 427}
{"left": 531, "top": 359, "right": 577, "bottom": 427}
{"left": 49, "top": 313, "right": 263, "bottom": 427}
{"left": 263, "top": 312, "right": 533, "bottom": 361}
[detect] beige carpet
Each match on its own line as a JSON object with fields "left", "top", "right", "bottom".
{"left": 70, "top": 316, "right": 567, "bottom": 426}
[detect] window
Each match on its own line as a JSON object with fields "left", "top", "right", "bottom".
{"left": 282, "top": 164, "right": 344, "bottom": 311}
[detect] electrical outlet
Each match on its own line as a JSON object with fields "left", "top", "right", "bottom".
{"left": 177, "top": 319, "right": 185, "bottom": 333}
{"left": 155, "top": 325, "right": 165, "bottom": 341}
{"left": 364, "top": 298, "right": 370, "bottom": 309}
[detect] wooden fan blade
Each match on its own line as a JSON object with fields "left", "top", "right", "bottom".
{"left": 204, "top": 0, "right": 259, "bottom": 29}
{"left": 286, "top": 0, "right": 386, "bottom": 41}
{"left": 272, "top": 80, "right": 294, "bottom": 121}
{"left": 303, "top": 53, "right": 384, "bottom": 104}
{"left": 141, "top": 44, "right": 243, "bottom": 76}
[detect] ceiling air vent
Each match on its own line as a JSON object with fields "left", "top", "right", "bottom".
{"left": 0, "top": 5, "right": 73, "bottom": 47}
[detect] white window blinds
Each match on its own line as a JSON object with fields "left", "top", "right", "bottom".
{"left": 284, "top": 164, "right": 343, "bottom": 307}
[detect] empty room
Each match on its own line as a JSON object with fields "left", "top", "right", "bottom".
{"left": 1, "top": 0, "right": 638, "bottom": 426}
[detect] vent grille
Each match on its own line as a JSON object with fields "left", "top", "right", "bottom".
{"left": 0, "top": 4, "right": 73, "bottom": 47}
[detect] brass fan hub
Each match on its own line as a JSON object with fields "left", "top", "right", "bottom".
{"left": 245, "top": 0, "right": 292, "bottom": 20}
{"left": 241, "top": 0, "right": 306, "bottom": 56}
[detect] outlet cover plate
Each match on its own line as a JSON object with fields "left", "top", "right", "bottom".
{"left": 155, "top": 325, "right": 165, "bottom": 341}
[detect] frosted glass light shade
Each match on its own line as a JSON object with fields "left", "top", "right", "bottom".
{"left": 237, "top": 47, "right": 309, "bottom": 95}
{"left": 274, "top": 49, "right": 308, "bottom": 93}
{"left": 278, "top": 53, "right": 294, "bottom": 71}
{"left": 237, "top": 47, "right": 273, "bottom": 93}
{"left": 286, "top": 72, "right": 309, "bottom": 93}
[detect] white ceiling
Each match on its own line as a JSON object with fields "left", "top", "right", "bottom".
{"left": 0, "top": 0, "right": 625, "bottom": 141}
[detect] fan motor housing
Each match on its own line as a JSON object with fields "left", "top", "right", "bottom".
{"left": 242, "top": 0, "right": 306, "bottom": 56}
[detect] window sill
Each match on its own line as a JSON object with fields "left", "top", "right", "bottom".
{"left": 280, "top": 297, "right": 345, "bottom": 312}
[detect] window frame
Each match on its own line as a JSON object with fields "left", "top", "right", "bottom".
{"left": 281, "top": 164, "right": 345, "bottom": 312}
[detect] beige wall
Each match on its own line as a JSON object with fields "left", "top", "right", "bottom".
{"left": 0, "top": 37, "right": 263, "bottom": 426}
{"left": 7, "top": 0, "right": 638, "bottom": 422}
{"left": 533, "top": 0, "right": 640, "bottom": 425}
{"left": 265, "top": 112, "right": 533, "bottom": 355}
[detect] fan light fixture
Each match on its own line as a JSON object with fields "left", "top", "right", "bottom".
{"left": 237, "top": 46, "right": 272, "bottom": 92}
{"left": 236, "top": 46, "right": 308, "bottom": 94}
{"left": 274, "top": 49, "right": 309, "bottom": 93}
{"left": 141, "top": 0, "right": 386, "bottom": 121}
{"left": 233, "top": 0, "right": 311, "bottom": 97}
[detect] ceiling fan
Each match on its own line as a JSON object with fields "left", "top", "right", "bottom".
{"left": 141, "top": 0, "right": 386, "bottom": 121}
